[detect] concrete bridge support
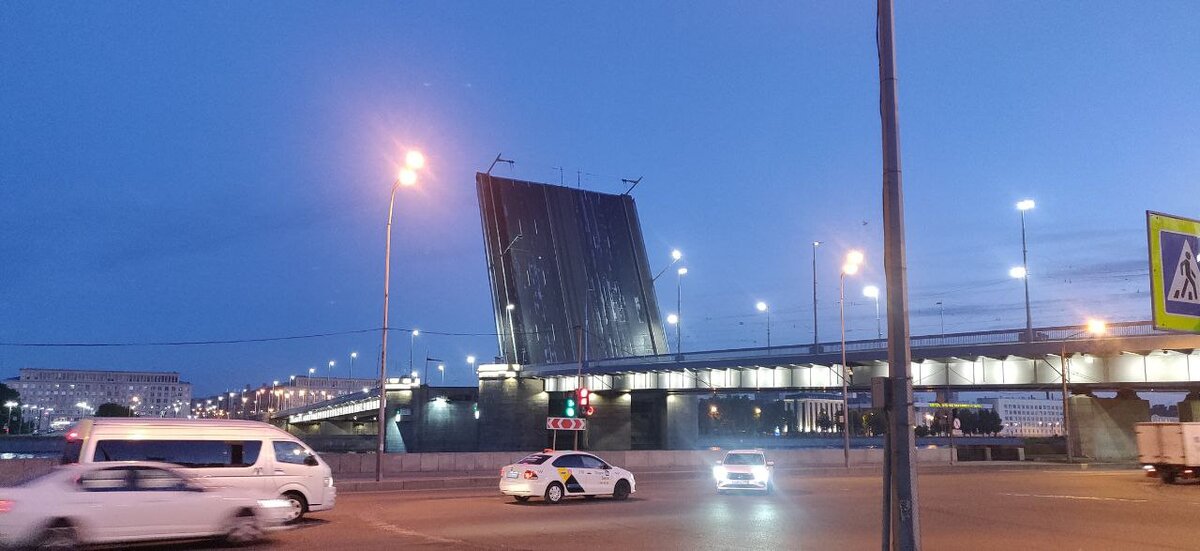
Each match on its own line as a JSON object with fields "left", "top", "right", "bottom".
{"left": 1068, "top": 390, "right": 1150, "bottom": 461}
{"left": 476, "top": 377, "right": 548, "bottom": 451}
{"left": 1176, "top": 391, "right": 1200, "bottom": 422}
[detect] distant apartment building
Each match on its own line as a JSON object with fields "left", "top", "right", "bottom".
{"left": 8, "top": 368, "right": 193, "bottom": 429}
{"left": 978, "top": 394, "right": 1063, "bottom": 437}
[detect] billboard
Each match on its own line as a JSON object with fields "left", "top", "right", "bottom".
{"left": 1148, "top": 211, "right": 1200, "bottom": 333}
{"left": 476, "top": 174, "right": 668, "bottom": 366}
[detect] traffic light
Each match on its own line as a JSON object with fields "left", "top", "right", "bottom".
{"left": 577, "top": 388, "right": 594, "bottom": 417}
{"left": 565, "top": 395, "right": 576, "bottom": 418}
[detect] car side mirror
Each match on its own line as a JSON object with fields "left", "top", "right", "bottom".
{"left": 304, "top": 455, "right": 319, "bottom": 467}
{"left": 767, "top": 461, "right": 775, "bottom": 467}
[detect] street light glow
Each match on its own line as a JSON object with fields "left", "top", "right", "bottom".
{"left": 1086, "top": 318, "right": 1107, "bottom": 335}
{"left": 398, "top": 168, "right": 418, "bottom": 187}
{"left": 845, "top": 250, "right": 865, "bottom": 266}
{"left": 467, "top": 355, "right": 476, "bottom": 364}
{"left": 863, "top": 285, "right": 880, "bottom": 298}
{"left": 351, "top": 352, "right": 358, "bottom": 359}
{"left": 666, "top": 313, "right": 679, "bottom": 325}
{"left": 842, "top": 262, "right": 859, "bottom": 275}
{"left": 1017, "top": 199, "right": 1036, "bottom": 211}
{"left": 506, "top": 303, "right": 515, "bottom": 311}
{"left": 755, "top": 301, "right": 768, "bottom": 312}
{"left": 677, "top": 267, "right": 688, "bottom": 276}
{"left": 412, "top": 329, "right": 420, "bottom": 337}
{"left": 405, "top": 150, "right": 426, "bottom": 170}
{"left": 671, "top": 249, "right": 682, "bottom": 261}
{"left": 1009, "top": 266, "right": 1027, "bottom": 279}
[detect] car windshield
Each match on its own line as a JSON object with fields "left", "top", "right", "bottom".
{"left": 724, "top": 453, "right": 766, "bottom": 466}
{"left": 516, "top": 454, "right": 551, "bottom": 465}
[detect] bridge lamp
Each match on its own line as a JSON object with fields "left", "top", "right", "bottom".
{"left": 666, "top": 314, "right": 679, "bottom": 325}
{"left": 1009, "top": 266, "right": 1027, "bottom": 279}
{"left": 671, "top": 249, "right": 682, "bottom": 261}
{"left": 1086, "top": 318, "right": 1106, "bottom": 336}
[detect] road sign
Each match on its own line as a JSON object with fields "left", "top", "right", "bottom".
{"left": 546, "top": 417, "right": 587, "bottom": 431}
{"left": 1148, "top": 211, "right": 1200, "bottom": 333}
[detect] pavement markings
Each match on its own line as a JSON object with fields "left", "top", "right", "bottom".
{"left": 1000, "top": 492, "right": 1148, "bottom": 503}
{"left": 362, "top": 515, "right": 473, "bottom": 546}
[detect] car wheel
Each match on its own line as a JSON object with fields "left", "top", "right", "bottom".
{"left": 513, "top": 496, "right": 531, "bottom": 503}
{"left": 1161, "top": 469, "right": 1178, "bottom": 484}
{"left": 612, "top": 480, "right": 631, "bottom": 501}
{"left": 224, "top": 509, "right": 264, "bottom": 545}
{"left": 281, "top": 491, "right": 308, "bottom": 523}
{"left": 36, "top": 519, "right": 79, "bottom": 550}
{"left": 544, "top": 482, "right": 565, "bottom": 504}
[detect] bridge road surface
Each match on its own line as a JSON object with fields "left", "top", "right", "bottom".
{"left": 233, "top": 468, "right": 1195, "bottom": 550}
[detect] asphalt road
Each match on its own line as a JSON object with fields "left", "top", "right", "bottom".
{"left": 188, "top": 467, "right": 1200, "bottom": 550}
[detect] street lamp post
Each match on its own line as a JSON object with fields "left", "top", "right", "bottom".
{"left": 505, "top": 303, "right": 518, "bottom": 364}
{"left": 863, "top": 285, "right": 881, "bottom": 339}
{"left": 936, "top": 301, "right": 945, "bottom": 338}
{"left": 1017, "top": 199, "right": 1035, "bottom": 342}
{"left": 652, "top": 249, "right": 683, "bottom": 282}
{"left": 676, "top": 267, "right": 687, "bottom": 354}
{"left": 438, "top": 363, "right": 445, "bottom": 385}
{"left": 1061, "top": 319, "right": 1106, "bottom": 462}
{"left": 349, "top": 352, "right": 358, "bottom": 382}
{"left": 812, "top": 241, "right": 821, "bottom": 347}
{"left": 756, "top": 301, "right": 771, "bottom": 348}
{"left": 377, "top": 149, "right": 425, "bottom": 482}
{"left": 840, "top": 250, "right": 864, "bottom": 468}
{"left": 328, "top": 360, "right": 336, "bottom": 392}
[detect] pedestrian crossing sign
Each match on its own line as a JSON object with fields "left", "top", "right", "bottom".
{"left": 1148, "top": 211, "right": 1200, "bottom": 333}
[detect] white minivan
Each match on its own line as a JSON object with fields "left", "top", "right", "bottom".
{"left": 63, "top": 418, "right": 335, "bottom": 522}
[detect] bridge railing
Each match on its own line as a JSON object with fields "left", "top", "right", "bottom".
{"left": 530, "top": 321, "right": 1165, "bottom": 373}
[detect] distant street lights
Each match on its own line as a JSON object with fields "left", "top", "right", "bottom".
{"left": 755, "top": 301, "right": 771, "bottom": 348}
{"left": 1061, "top": 318, "right": 1107, "bottom": 462}
{"left": 377, "top": 149, "right": 426, "bottom": 482}
{"left": 839, "top": 250, "right": 864, "bottom": 468}
{"left": 863, "top": 285, "right": 881, "bottom": 339}
{"left": 4, "top": 401, "right": 16, "bottom": 434}
{"left": 1016, "top": 199, "right": 1036, "bottom": 341}
{"left": 652, "top": 249, "right": 684, "bottom": 282}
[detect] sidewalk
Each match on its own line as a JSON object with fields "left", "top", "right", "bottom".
{"left": 333, "top": 460, "right": 1138, "bottom": 493}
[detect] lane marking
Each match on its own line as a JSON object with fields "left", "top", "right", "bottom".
{"left": 1000, "top": 492, "right": 1148, "bottom": 503}
{"left": 363, "top": 516, "right": 474, "bottom": 546}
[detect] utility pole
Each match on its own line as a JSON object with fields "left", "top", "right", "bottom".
{"left": 878, "top": 0, "right": 922, "bottom": 548}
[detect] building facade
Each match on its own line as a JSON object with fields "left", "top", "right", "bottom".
{"left": 8, "top": 368, "right": 193, "bottom": 429}
{"left": 978, "top": 394, "right": 1064, "bottom": 437}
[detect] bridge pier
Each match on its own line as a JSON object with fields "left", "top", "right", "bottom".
{"left": 1176, "top": 391, "right": 1200, "bottom": 422}
{"left": 1068, "top": 389, "right": 1150, "bottom": 461}
{"left": 476, "top": 377, "right": 548, "bottom": 451}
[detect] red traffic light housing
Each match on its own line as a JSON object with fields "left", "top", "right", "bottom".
{"left": 576, "top": 388, "right": 594, "bottom": 417}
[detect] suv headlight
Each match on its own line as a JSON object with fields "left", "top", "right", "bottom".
{"left": 751, "top": 466, "right": 769, "bottom": 481}
{"left": 713, "top": 466, "right": 727, "bottom": 481}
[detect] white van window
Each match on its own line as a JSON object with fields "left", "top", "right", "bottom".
{"left": 79, "top": 468, "right": 133, "bottom": 492}
{"left": 272, "top": 441, "right": 315, "bottom": 465}
{"left": 93, "top": 440, "right": 262, "bottom": 468}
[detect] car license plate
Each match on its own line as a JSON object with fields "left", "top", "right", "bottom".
{"left": 506, "top": 470, "right": 518, "bottom": 478}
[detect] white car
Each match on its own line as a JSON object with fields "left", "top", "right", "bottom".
{"left": 499, "top": 450, "right": 636, "bottom": 504}
{"left": 713, "top": 449, "right": 774, "bottom": 493}
{"left": 0, "top": 461, "right": 292, "bottom": 548}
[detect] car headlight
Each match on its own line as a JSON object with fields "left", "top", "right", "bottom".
{"left": 751, "top": 466, "right": 769, "bottom": 481}
{"left": 324, "top": 477, "right": 334, "bottom": 488}
{"left": 713, "top": 466, "right": 727, "bottom": 481}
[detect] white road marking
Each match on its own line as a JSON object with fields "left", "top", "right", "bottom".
{"left": 363, "top": 516, "right": 471, "bottom": 545}
{"left": 1000, "top": 492, "right": 1148, "bottom": 503}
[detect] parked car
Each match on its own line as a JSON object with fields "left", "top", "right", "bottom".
{"left": 0, "top": 461, "right": 292, "bottom": 548}
{"left": 713, "top": 449, "right": 774, "bottom": 493}
{"left": 63, "top": 417, "right": 335, "bottom": 522}
{"left": 499, "top": 449, "right": 636, "bottom": 504}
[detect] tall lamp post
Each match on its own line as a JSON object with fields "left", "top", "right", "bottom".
{"left": 676, "top": 267, "right": 687, "bottom": 354}
{"left": 1017, "top": 199, "right": 1035, "bottom": 342}
{"left": 812, "top": 241, "right": 822, "bottom": 347}
{"left": 666, "top": 314, "right": 680, "bottom": 354}
{"left": 328, "top": 360, "right": 336, "bottom": 391}
{"left": 4, "top": 402, "right": 17, "bottom": 434}
{"left": 756, "top": 301, "right": 771, "bottom": 348}
{"left": 409, "top": 330, "right": 419, "bottom": 379}
{"left": 1061, "top": 318, "right": 1106, "bottom": 462}
{"left": 437, "top": 363, "right": 445, "bottom": 385}
{"left": 839, "top": 250, "right": 864, "bottom": 468}
{"left": 863, "top": 285, "right": 881, "bottom": 339}
{"left": 349, "top": 352, "right": 358, "bottom": 382}
{"left": 377, "top": 149, "right": 425, "bottom": 482}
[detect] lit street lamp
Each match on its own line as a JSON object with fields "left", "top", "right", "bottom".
{"left": 328, "top": 360, "right": 336, "bottom": 390}
{"left": 652, "top": 249, "right": 683, "bottom": 282}
{"left": 863, "top": 285, "right": 881, "bottom": 339}
{"left": 505, "top": 303, "right": 517, "bottom": 364}
{"left": 349, "top": 351, "right": 358, "bottom": 381}
{"left": 666, "top": 314, "right": 680, "bottom": 354}
{"left": 812, "top": 241, "right": 821, "bottom": 347}
{"left": 839, "top": 250, "right": 864, "bottom": 468}
{"left": 1060, "top": 318, "right": 1106, "bottom": 462}
{"left": 437, "top": 363, "right": 445, "bottom": 385}
{"left": 756, "top": 301, "right": 771, "bottom": 348}
{"left": 1016, "top": 199, "right": 1035, "bottom": 341}
{"left": 409, "top": 330, "right": 419, "bottom": 376}
{"left": 3, "top": 401, "right": 16, "bottom": 434}
{"left": 376, "top": 149, "right": 426, "bottom": 482}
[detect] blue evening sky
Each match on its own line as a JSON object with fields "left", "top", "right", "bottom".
{"left": 2, "top": 2, "right": 1197, "bottom": 395}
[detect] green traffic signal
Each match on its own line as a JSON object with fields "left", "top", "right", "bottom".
{"left": 566, "top": 397, "right": 577, "bottom": 417}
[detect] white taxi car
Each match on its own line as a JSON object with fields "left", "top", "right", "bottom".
{"left": 0, "top": 461, "right": 291, "bottom": 548}
{"left": 713, "top": 449, "right": 774, "bottom": 493}
{"left": 499, "top": 450, "right": 636, "bottom": 504}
